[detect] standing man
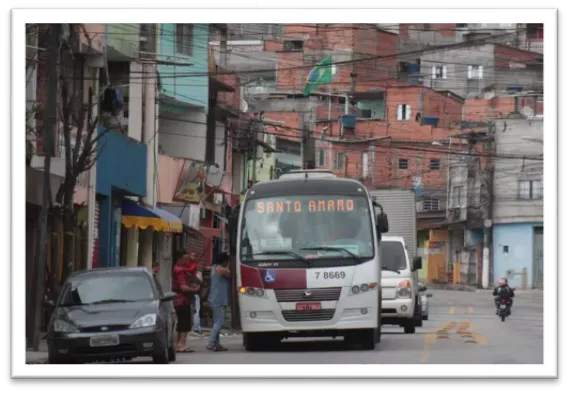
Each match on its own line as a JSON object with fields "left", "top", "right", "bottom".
{"left": 206, "top": 253, "right": 231, "bottom": 352}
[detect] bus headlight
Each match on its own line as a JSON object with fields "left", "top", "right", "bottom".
{"left": 396, "top": 280, "right": 412, "bottom": 299}
{"left": 240, "top": 287, "right": 266, "bottom": 298}
{"left": 350, "top": 282, "right": 378, "bottom": 296}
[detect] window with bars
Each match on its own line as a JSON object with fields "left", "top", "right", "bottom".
{"left": 176, "top": 24, "right": 194, "bottom": 56}
{"left": 397, "top": 104, "right": 411, "bottom": 121}
{"left": 399, "top": 158, "right": 409, "bottom": 170}
{"left": 430, "top": 159, "right": 441, "bottom": 170}
{"left": 336, "top": 152, "right": 345, "bottom": 170}
{"left": 423, "top": 199, "right": 440, "bottom": 212}
{"left": 518, "top": 180, "right": 543, "bottom": 200}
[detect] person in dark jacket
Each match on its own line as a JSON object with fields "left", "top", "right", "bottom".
{"left": 493, "top": 278, "right": 515, "bottom": 314}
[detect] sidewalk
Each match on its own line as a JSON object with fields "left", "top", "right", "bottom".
{"left": 428, "top": 283, "right": 478, "bottom": 292}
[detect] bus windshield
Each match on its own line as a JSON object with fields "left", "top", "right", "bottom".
{"left": 240, "top": 194, "right": 374, "bottom": 263}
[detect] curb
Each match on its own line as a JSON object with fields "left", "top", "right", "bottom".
{"left": 429, "top": 284, "right": 478, "bottom": 292}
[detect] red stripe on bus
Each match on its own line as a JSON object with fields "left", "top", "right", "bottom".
{"left": 240, "top": 265, "right": 307, "bottom": 289}
{"left": 240, "top": 265, "right": 263, "bottom": 288}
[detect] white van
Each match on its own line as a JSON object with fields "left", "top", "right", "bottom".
{"left": 379, "top": 236, "right": 423, "bottom": 334}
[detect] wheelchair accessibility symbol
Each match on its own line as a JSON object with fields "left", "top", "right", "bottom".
{"left": 263, "top": 269, "right": 276, "bottom": 283}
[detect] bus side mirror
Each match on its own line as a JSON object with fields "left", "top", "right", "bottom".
{"left": 376, "top": 213, "right": 389, "bottom": 234}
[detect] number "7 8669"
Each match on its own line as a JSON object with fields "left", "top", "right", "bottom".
{"left": 315, "top": 271, "right": 346, "bottom": 279}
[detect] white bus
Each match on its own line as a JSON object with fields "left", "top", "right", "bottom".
{"left": 235, "top": 170, "right": 389, "bottom": 351}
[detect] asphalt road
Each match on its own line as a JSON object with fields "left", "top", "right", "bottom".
{"left": 123, "top": 289, "right": 543, "bottom": 365}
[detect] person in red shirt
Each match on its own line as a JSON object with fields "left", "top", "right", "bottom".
{"left": 172, "top": 254, "right": 199, "bottom": 352}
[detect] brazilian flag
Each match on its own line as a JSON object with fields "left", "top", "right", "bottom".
{"left": 303, "top": 56, "right": 333, "bottom": 96}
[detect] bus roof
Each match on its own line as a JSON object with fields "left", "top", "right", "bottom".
{"left": 246, "top": 176, "right": 369, "bottom": 199}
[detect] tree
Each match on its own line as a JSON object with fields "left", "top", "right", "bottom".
{"left": 52, "top": 24, "right": 110, "bottom": 284}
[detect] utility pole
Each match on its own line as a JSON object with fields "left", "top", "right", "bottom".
{"left": 482, "top": 123, "right": 496, "bottom": 288}
{"left": 31, "top": 23, "right": 60, "bottom": 350}
{"left": 251, "top": 116, "right": 259, "bottom": 183}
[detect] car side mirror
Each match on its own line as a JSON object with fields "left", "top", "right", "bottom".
{"left": 412, "top": 256, "right": 422, "bottom": 271}
{"left": 376, "top": 212, "right": 389, "bottom": 234}
{"left": 44, "top": 299, "right": 55, "bottom": 308}
{"left": 161, "top": 291, "right": 177, "bottom": 302}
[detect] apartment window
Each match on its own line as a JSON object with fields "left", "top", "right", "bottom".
{"left": 335, "top": 152, "right": 345, "bottom": 170}
{"left": 468, "top": 65, "right": 484, "bottom": 80}
{"left": 519, "top": 180, "right": 543, "bottom": 200}
{"left": 432, "top": 65, "right": 447, "bottom": 79}
{"left": 452, "top": 186, "right": 464, "bottom": 208}
{"left": 423, "top": 198, "right": 440, "bottom": 212}
{"left": 526, "top": 23, "right": 544, "bottom": 40}
{"left": 398, "top": 158, "right": 409, "bottom": 170}
{"left": 176, "top": 24, "right": 194, "bottom": 56}
{"left": 397, "top": 104, "right": 411, "bottom": 121}
{"left": 429, "top": 159, "right": 441, "bottom": 170}
{"left": 362, "top": 152, "right": 369, "bottom": 178}
{"left": 283, "top": 40, "right": 304, "bottom": 52}
{"left": 318, "top": 149, "right": 326, "bottom": 167}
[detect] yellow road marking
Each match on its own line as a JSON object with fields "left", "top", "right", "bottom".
{"left": 448, "top": 307, "right": 456, "bottom": 315}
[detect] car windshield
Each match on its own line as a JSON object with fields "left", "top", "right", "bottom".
{"left": 379, "top": 241, "right": 408, "bottom": 271}
{"left": 240, "top": 194, "right": 374, "bottom": 263}
{"left": 59, "top": 273, "right": 156, "bottom": 306}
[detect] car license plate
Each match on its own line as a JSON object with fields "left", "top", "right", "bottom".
{"left": 500, "top": 304, "right": 506, "bottom": 309}
{"left": 89, "top": 335, "right": 119, "bottom": 347}
{"left": 296, "top": 302, "right": 321, "bottom": 311}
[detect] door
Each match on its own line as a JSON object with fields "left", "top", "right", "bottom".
{"left": 532, "top": 227, "right": 543, "bottom": 289}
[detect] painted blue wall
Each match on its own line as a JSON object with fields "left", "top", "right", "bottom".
{"left": 96, "top": 127, "right": 147, "bottom": 267}
{"left": 493, "top": 222, "right": 542, "bottom": 288}
{"left": 158, "top": 24, "right": 209, "bottom": 109}
{"left": 96, "top": 128, "right": 147, "bottom": 197}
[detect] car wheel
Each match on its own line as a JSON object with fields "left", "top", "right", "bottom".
{"left": 360, "top": 329, "right": 376, "bottom": 350}
{"left": 168, "top": 336, "right": 176, "bottom": 362}
{"left": 48, "top": 354, "right": 64, "bottom": 364}
{"left": 153, "top": 334, "right": 170, "bottom": 364}
{"left": 404, "top": 319, "right": 416, "bottom": 334}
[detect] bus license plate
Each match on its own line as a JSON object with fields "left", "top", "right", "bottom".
{"left": 296, "top": 302, "right": 321, "bottom": 311}
{"left": 89, "top": 335, "right": 120, "bottom": 347}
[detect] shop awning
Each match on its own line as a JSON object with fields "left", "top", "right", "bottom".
{"left": 121, "top": 200, "right": 183, "bottom": 233}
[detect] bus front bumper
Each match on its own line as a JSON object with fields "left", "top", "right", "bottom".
{"left": 238, "top": 293, "right": 378, "bottom": 333}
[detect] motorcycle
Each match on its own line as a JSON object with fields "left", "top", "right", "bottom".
{"left": 497, "top": 297, "right": 510, "bottom": 322}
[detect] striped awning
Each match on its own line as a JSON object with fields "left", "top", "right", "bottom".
{"left": 121, "top": 200, "right": 183, "bottom": 233}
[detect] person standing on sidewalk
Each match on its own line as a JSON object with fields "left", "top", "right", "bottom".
{"left": 172, "top": 254, "right": 199, "bottom": 353}
{"left": 192, "top": 270, "right": 203, "bottom": 335}
{"left": 206, "top": 253, "right": 231, "bottom": 352}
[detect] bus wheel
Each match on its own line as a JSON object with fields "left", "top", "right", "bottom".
{"left": 361, "top": 329, "right": 376, "bottom": 350}
{"left": 243, "top": 333, "right": 277, "bottom": 352}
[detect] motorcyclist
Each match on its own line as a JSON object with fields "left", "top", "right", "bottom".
{"left": 493, "top": 278, "right": 515, "bottom": 315}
